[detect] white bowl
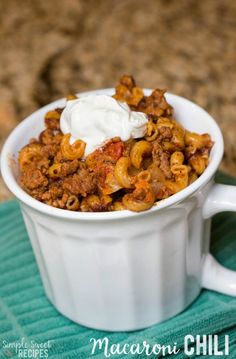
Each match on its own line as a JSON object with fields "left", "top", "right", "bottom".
{"left": 1, "top": 89, "right": 236, "bottom": 331}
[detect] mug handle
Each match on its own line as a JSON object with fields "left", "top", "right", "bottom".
{"left": 202, "top": 183, "right": 236, "bottom": 296}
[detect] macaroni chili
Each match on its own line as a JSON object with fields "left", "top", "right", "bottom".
{"left": 18, "top": 75, "right": 213, "bottom": 212}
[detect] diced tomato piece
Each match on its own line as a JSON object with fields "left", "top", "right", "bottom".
{"left": 104, "top": 140, "right": 124, "bottom": 161}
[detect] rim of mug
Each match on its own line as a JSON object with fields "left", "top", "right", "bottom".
{"left": 0, "top": 88, "right": 224, "bottom": 221}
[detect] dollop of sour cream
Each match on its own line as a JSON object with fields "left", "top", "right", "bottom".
{"left": 60, "top": 94, "right": 148, "bottom": 156}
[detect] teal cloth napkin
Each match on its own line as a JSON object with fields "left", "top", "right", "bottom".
{"left": 0, "top": 172, "right": 236, "bottom": 359}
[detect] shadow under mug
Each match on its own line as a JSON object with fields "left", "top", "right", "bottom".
{"left": 1, "top": 89, "right": 236, "bottom": 331}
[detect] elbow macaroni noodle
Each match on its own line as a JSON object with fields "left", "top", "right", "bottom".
{"left": 61, "top": 133, "right": 86, "bottom": 160}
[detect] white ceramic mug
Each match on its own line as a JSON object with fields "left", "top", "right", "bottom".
{"left": 1, "top": 89, "right": 236, "bottom": 332}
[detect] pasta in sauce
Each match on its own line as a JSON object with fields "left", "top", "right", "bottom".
{"left": 18, "top": 75, "right": 213, "bottom": 212}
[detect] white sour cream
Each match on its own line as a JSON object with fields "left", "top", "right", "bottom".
{"left": 60, "top": 94, "right": 148, "bottom": 156}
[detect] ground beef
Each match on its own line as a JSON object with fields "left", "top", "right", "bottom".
{"left": 137, "top": 89, "right": 173, "bottom": 118}
{"left": 39, "top": 129, "right": 62, "bottom": 145}
{"left": 81, "top": 195, "right": 112, "bottom": 212}
{"left": 21, "top": 166, "right": 48, "bottom": 190}
{"left": 62, "top": 169, "right": 97, "bottom": 196}
{"left": 152, "top": 142, "right": 172, "bottom": 179}
{"left": 41, "top": 184, "right": 64, "bottom": 201}
{"left": 60, "top": 160, "right": 80, "bottom": 177}
{"left": 41, "top": 144, "right": 59, "bottom": 158}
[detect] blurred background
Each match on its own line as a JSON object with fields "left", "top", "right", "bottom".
{"left": 0, "top": 0, "right": 236, "bottom": 201}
